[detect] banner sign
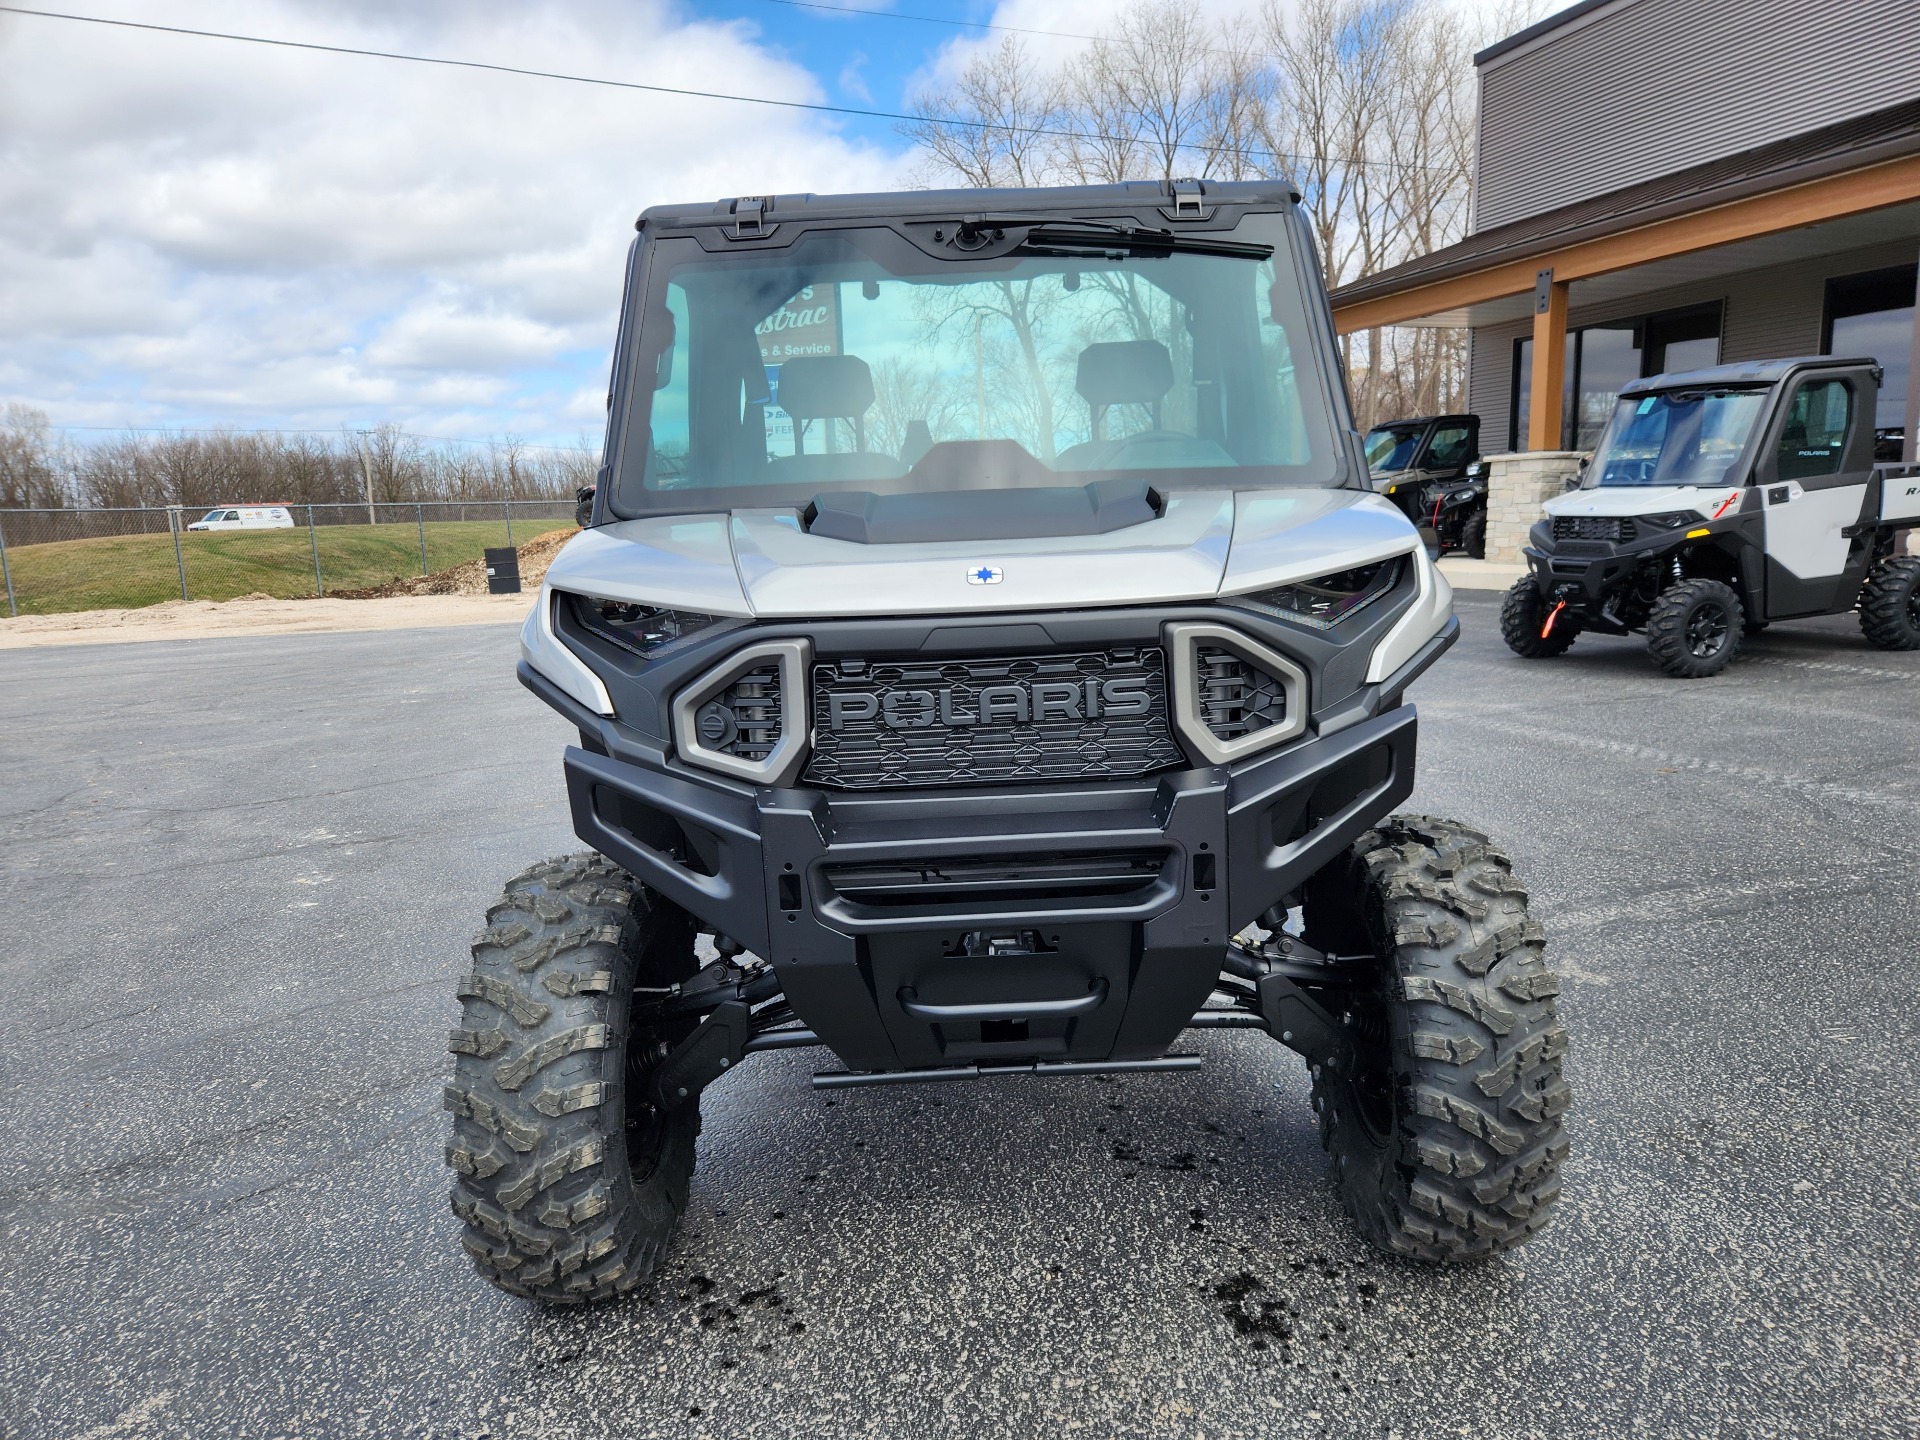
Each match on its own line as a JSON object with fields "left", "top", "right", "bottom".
{"left": 756, "top": 284, "right": 840, "bottom": 362}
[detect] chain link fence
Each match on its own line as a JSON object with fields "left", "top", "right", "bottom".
{"left": 0, "top": 500, "right": 577, "bottom": 616}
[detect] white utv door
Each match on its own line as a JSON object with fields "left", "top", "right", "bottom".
{"left": 1758, "top": 374, "right": 1869, "bottom": 615}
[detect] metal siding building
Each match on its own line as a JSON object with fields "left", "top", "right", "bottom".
{"left": 1475, "top": 0, "right": 1920, "bottom": 230}
{"left": 1329, "top": 0, "right": 1920, "bottom": 460}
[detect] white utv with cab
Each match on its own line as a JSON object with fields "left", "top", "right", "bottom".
{"left": 1503, "top": 357, "right": 1920, "bottom": 677}
{"left": 447, "top": 181, "right": 1570, "bottom": 1304}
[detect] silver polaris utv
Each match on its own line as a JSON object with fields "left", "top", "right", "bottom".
{"left": 446, "top": 181, "right": 1570, "bottom": 1304}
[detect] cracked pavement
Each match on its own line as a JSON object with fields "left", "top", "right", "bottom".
{"left": 1, "top": 598, "right": 1916, "bottom": 1439}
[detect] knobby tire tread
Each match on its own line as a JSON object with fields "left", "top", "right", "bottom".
{"left": 1304, "top": 815, "right": 1570, "bottom": 1263}
{"left": 445, "top": 852, "right": 698, "bottom": 1304}
{"left": 1499, "top": 577, "right": 1578, "bottom": 658}
{"left": 1645, "top": 578, "right": 1742, "bottom": 678}
{"left": 1858, "top": 556, "right": 1920, "bottom": 651}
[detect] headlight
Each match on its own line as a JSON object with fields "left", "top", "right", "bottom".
{"left": 1223, "top": 556, "right": 1405, "bottom": 630}
{"left": 566, "top": 593, "right": 722, "bottom": 658}
{"left": 1641, "top": 511, "right": 1703, "bottom": 528}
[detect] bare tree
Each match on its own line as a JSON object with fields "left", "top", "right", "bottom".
{"left": 45, "top": 427, "right": 588, "bottom": 509}
{"left": 902, "top": 0, "right": 1552, "bottom": 427}
{"left": 0, "top": 405, "right": 70, "bottom": 508}
{"left": 901, "top": 36, "right": 1064, "bottom": 189}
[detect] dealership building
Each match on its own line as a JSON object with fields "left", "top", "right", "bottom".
{"left": 1329, "top": 0, "right": 1920, "bottom": 465}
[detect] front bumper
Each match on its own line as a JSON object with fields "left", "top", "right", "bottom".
{"left": 1523, "top": 545, "right": 1640, "bottom": 608}
{"left": 563, "top": 706, "right": 1417, "bottom": 1073}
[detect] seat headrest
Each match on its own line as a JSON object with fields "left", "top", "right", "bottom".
{"left": 777, "top": 355, "right": 874, "bottom": 421}
{"left": 1076, "top": 340, "right": 1174, "bottom": 407}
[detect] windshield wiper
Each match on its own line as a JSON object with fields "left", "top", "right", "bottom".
{"left": 1012, "top": 224, "right": 1273, "bottom": 260}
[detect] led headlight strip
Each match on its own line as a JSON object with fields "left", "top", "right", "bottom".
{"left": 1221, "top": 556, "right": 1404, "bottom": 631}
{"left": 567, "top": 594, "right": 725, "bottom": 658}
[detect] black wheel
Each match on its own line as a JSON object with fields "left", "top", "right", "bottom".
{"left": 1645, "top": 578, "right": 1742, "bottom": 677}
{"left": 1499, "top": 576, "right": 1579, "bottom": 658}
{"left": 446, "top": 853, "right": 700, "bottom": 1304}
{"left": 1462, "top": 508, "right": 1487, "bottom": 560}
{"left": 1858, "top": 555, "right": 1920, "bottom": 651}
{"left": 1300, "top": 817, "right": 1569, "bottom": 1262}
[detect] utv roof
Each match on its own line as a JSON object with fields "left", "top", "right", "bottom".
{"left": 1618, "top": 356, "right": 1877, "bottom": 395}
{"left": 636, "top": 178, "right": 1300, "bottom": 232}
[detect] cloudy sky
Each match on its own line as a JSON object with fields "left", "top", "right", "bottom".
{"left": 0, "top": 0, "right": 1524, "bottom": 449}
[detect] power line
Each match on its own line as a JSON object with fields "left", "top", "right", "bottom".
{"left": 41, "top": 423, "right": 594, "bottom": 451}
{"left": 753, "top": 0, "right": 1105, "bottom": 45}
{"left": 751, "top": 0, "right": 1310, "bottom": 69}
{"left": 0, "top": 4, "right": 1442, "bottom": 175}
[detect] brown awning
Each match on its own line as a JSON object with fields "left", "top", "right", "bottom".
{"left": 1330, "top": 97, "right": 1920, "bottom": 333}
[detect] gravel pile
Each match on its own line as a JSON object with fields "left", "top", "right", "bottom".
{"left": 332, "top": 526, "right": 578, "bottom": 598}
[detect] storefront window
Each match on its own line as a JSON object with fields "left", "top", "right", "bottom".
{"left": 1573, "top": 327, "right": 1640, "bottom": 450}
{"left": 1511, "top": 334, "right": 1574, "bottom": 450}
{"left": 1826, "top": 264, "right": 1915, "bottom": 435}
{"left": 1512, "top": 306, "right": 1727, "bottom": 452}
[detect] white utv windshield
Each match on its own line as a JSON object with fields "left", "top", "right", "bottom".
{"left": 611, "top": 217, "right": 1340, "bottom": 514}
{"left": 1586, "top": 388, "right": 1769, "bottom": 488}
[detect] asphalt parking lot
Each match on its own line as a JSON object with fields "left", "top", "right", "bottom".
{"left": 2, "top": 593, "right": 1916, "bottom": 1440}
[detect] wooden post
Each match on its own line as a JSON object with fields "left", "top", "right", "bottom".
{"left": 1527, "top": 268, "right": 1569, "bottom": 451}
{"left": 357, "top": 435, "right": 377, "bottom": 525}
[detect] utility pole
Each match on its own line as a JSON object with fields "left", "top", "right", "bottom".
{"left": 356, "top": 432, "right": 377, "bottom": 524}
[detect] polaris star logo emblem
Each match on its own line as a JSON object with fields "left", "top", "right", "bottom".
{"left": 966, "top": 564, "right": 1004, "bottom": 585}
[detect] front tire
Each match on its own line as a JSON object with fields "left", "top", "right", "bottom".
{"left": 1301, "top": 816, "right": 1570, "bottom": 1262}
{"left": 1646, "top": 578, "right": 1742, "bottom": 677}
{"left": 1462, "top": 508, "right": 1487, "bottom": 560}
{"left": 445, "top": 853, "right": 700, "bottom": 1304}
{"left": 1858, "top": 555, "right": 1920, "bottom": 650}
{"left": 1500, "top": 577, "right": 1579, "bottom": 658}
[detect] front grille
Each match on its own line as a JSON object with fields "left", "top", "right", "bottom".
{"left": 803, "top": 647, "right": 1184, "bottom": 790}
{"left": 1194, "top": 645, "right": 1288, "bottom": 742}
{"left": 1552, "top": 515, "right": 1637, "bottom": 544}
{"left": 824, "top": 851, "right": 1165, "bottom": 908}
{"left": 692, "top": 663, "right": 783, "bottom": 764}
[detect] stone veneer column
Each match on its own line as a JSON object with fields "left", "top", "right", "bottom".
{"left": 1481, "top": 452, "right": 1586, "bottom": 564}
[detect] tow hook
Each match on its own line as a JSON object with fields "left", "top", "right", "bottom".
{"left": 1541, "top": 599, "right": 1567, "bottom": 639}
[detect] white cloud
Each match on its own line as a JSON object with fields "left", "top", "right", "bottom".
{"left": 0, "top": 0, "right": 911, "bottom": 442}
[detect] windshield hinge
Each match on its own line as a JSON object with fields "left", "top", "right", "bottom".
{"left": 1169, "top": 177, "right": 1205, "bottom": 218}
{"left": 729, "top": 196, "right": 769, "bottom": 239}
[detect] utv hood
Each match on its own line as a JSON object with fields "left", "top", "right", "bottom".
{"left": 540, "top": 487, "right": 1419, "bottom": 618}
{"left": 1545, "top": 484, "right": 1742, "bottom": 521}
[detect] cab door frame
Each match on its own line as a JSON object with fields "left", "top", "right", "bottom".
{"left": 1753, "top": 363, "right": 1879, "bottom": 619}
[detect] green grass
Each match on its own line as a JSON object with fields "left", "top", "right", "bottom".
{"left": 1, "top": 518, "right": 576, "bottom": 615}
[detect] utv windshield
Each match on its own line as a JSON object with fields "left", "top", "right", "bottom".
{"left": 1364, "top": 424, "right": 1423, "bottom": 473}
{"left": 1586, "top": 387, "right": 1769, "bottom": 488}
{"left": 610, "top": 217, "right": 1340, "bottom": 514}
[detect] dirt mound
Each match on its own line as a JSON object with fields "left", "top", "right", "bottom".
{"left": 333, "top": 526, "right": 578, "bottom": 600}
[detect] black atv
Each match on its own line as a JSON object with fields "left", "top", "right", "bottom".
{"left": 1364, "top": 414, "right": 1487, "bottom": 559}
